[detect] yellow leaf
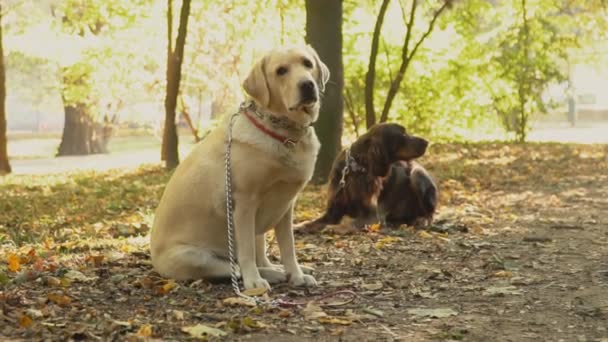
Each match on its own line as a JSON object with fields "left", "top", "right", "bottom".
{"left": 374, "top": 236, "right": 402, "bottom": 249}
{"left": 242, "top": 316, "right": 267, "bottom": 329}
{"left": 368, "top": 223, "right": 381, "bottom": 232}
{"left": 418, "top": 230, "right": 433, "bottom": 239}
{"left": 223, "top": 296, "right": 256, "bottom": 307}
{"left": 137, "top": 324, "right": 153, "bottom": 337}
{"left": 156, "top": 280, "right": 177, "bottom": 295}
{"left": 8, "top": 253, "right": 21, "bottom": 272}
{"left": 18, "top": 315, "right": 33, "bottom": 328}
{"left": 493, "top": 270, "right": 513, "bottom": 278}
{"left": 242, "top": 287, "right": 267, "bottom": 297}
{"left": 48, "top": 293, "right": 72, "bottom": 306}
{"left": 318, "top": 316, "right": 352, "bottom": 325}
{"left": 181, "top": 324, "right": 227, "bottom": 338}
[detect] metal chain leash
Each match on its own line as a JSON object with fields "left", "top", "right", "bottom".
{"left": 224, "top": 111, "right": 257, "bottom": 304}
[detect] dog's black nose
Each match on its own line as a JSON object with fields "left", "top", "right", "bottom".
{"left": 299, "top": 80, "right": 317, "bottom": 102}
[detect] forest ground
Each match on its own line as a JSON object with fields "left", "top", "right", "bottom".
{"left": 1, "top": 142, "right": 607, "bottom": 341}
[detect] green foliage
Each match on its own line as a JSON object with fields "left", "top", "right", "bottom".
{"left": 4, "top": 0, "right": 608, "bottom": 141}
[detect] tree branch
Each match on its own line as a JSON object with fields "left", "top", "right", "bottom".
{"left": 379, "top": 0, "right": 450, "bottom": 123}
{"left": 364, "top": 0, "right": 391, "bottom": 129}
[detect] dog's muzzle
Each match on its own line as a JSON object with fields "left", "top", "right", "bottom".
{"left": 299, "top": 80, "right": 318, "bottom": 104}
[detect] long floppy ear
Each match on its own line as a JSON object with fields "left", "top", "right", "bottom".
{"left": 306, "top": 44, "right": 330, "bottom": 93}
{"left": 242, "top": 55, "right": 270, "bottom": 107}
{"left": 367, "top": 134, "right": 390, "bottom": 177}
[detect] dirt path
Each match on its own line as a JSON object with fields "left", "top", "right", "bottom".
{"left": 1, "top": 143, "right": 607, "bottom": 341}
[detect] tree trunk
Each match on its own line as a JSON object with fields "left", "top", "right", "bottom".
{"left": 57, "top": 105, "right": 91, "bottom": 155}
{"left": 306, "top": 0, "right": 344, "bottom": 184}
{"left": 0, "top": 7, "right": 10, "bottom": 175}
{"left": 57, "top": 102, "right": 113, "bottom": 156}
{"left": 364, "top": 0, "right": 390, "bottom": 129}
{"left": 162, "top": 0, "right": 191, "bottom": 169}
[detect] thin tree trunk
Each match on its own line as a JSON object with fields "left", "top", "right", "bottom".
{"left": 0, "top": 6, "right": 10, "bottom": 175}
{"left": 179, "top": 95, "right": 200, "bottom": 142}
{"left": 162, "top": 0, "right": 191, "bottom": 169}
{"left": 364, "top": 0, "right": 390, "bottom": 129}
{"left": 306, "top": 0, "right": 344, "bottom": 183}
{"left": 378, "top": 0, "right": 450, "bottom": 124}
{"left": 161, "top": 0, "right": 173, "bottom": 162}
{"left": 517, "top": 0, "right": 529, "bottom": 143}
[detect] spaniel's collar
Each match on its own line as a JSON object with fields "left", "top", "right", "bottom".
{"left": 239, "top": 101, "right": 310, "bottom": 148}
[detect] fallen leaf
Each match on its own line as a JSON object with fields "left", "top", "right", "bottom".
{"left": 362, "top": 307, "right": 384, "bottom": 317}
{"left": 26, "top": 309, "right": 44, "bottom": 318}
{"left": 0, "top": 271, "right": 9, "bottom": 284}
{"left": 368, "top": 223, "right": 382, "bottom": 232}
{"left": 482, "top": 285, "right": 523, "bottom": 296}
{"left": 18, "top": 315, "right": 33, "bottom": 328}
{"left": 493, "top": 270, "right": 513, "bottom": 278}
{"left": 48, "top": 293, "right": 72, "bottom": 306}
{"left": 85, "top": 255, "right": 105, "bottom": 267}
{"left": 156, "top": 280, "right": 177, "bottom": 295}
{"left": 8, "top": 253, "right": 20, "bottom": 272}
{"left": 181, "top": 324, "right": 227, "bottom": 338}
{"left": 172, "top": 310, "right": 185, "bottom": 320}
{"left": 375, "top": 236, "right": 402, "bottom": 249}
{"left": 361, "top": 282, "right": 383, "bottom": 291}
{"left": 223, "top": 296, "right": 256, "bottom": 307}
{"left": 112, "top": 320, "right": 132, "bottom": 327}
{"left": 64, "top": 270, "right": 97, "bottom": 282}
{"left": 318, "top": 316, "right": 352, "bottom": 325}
{"left": 242, "top": 316, "right": 267, "bottom": 330}
{"left": 301, "top": 302, "right": 328, "bottom": 320}
{"left": 407, "top": 308, "right": 458, "bottom": 318}
{"left": 418, "top": 230, "right": 433, "bottom": 239}
{"left": 137, "top": 324, "right": 153, "bottom": 337}
{"left": 242, "top": 287, "right": 267, "bottom": 296}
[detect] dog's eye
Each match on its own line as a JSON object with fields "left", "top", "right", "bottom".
{"left": 302, "top": 58, "right": 313, "bottom": 69}
{"left": 276, "top": 66, "right": 288, "bottom": 76}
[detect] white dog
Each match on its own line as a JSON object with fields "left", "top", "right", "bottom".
{"left": 150, "top": 45, "right": 329, "bottom": 290}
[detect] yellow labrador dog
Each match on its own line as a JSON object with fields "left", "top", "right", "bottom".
{"left": 150, "top": 45, "right": 329, "bottom": 290}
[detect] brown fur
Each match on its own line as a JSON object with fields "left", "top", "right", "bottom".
{"left": 296, "top": 123, "right": 428, "bottom": 233}
{"left": 377, "top": 160, "right": 438, "bottom": 227}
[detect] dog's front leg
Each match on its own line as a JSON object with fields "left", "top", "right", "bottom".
{"left": 275, "top": 203, "right": 317, "bottom": 287}
{"left": 234, "top": 202, "right": 270, "bottom": 290}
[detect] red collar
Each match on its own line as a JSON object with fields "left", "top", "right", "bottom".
{"left": 242, "top": 109, "right": 297, "bottom": 148}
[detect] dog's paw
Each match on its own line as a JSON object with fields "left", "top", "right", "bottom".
{"left": 258, "top": 267, "right": 288, "bottom": 284}
{"left": 289, "top": 273, "right": 317, "bottom": 288}
{"left": 300, "top": 265, "right": 315, "bottom": 275}
{"left": 243, "top": 276, "right": 271, "bottom": 291}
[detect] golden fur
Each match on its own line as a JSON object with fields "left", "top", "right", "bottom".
{"left": 150, "top": 45, "right": 329, "bottom": 290}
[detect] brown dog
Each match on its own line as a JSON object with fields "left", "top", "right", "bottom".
{"left": 377, "top": 160, "right": 438, "bottom": 228}
{"left": 296, "top": 123, "right": 428, "bottom": 233}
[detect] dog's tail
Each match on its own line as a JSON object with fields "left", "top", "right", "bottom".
{"left": 411, "top": 166, "right": 438, "bottom": 215}
{"left": 294, "top": 204, "right": 344, "bottom": 234}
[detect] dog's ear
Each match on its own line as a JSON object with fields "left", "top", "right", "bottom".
{"left": 242, "top": 55, "right": 270, "bottom": 107}
{"left": 367, "top": 135, "right": 390, "bottom": 177}
{"left": 306, "top": 44, "right": 330, "bottom": 93}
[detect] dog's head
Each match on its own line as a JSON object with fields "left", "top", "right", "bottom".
{"left": 242, "top": 45, "right": 330, "bottom": 125}
{"left": 361, "top": 123, "right": 429, "bottom": 176}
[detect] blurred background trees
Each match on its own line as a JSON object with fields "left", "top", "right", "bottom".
{"left": 1, "top": 0, "right": 607, "bottom": 176}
